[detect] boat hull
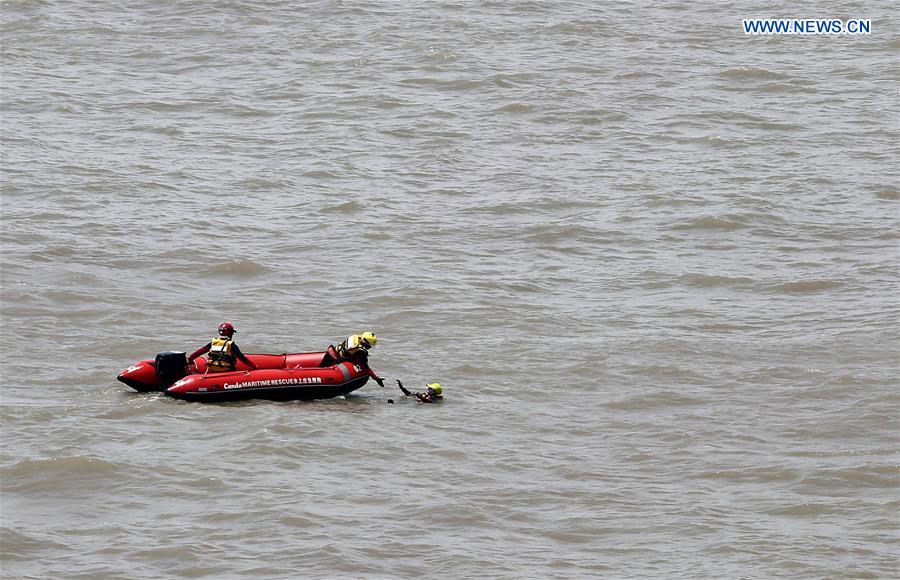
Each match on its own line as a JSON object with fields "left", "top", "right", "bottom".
{"left": 117, "top": 352, "right": 331, "bottom": 392}
{"left": 165, "top": 363, "right": 369, "bottom": 402}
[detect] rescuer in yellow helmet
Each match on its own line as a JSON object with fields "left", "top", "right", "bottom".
{"left": 325, "top": 331, "right": 385, "bottom": 387}
{"left": 396, "top": 380, "right": 444, "bottom": 403}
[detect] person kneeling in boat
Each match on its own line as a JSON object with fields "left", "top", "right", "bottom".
{"left": 324, "top": 331, "right": 385, "bottom": 387}
{"left": 188, "top": 322, "right": 258, "bottom": 373}
{"left": 397, "top": 380, "right": 443, "bottom": 403}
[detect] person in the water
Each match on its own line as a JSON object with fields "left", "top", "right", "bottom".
{"left": 397, "top": 380, "right": 443, "bottom": 403}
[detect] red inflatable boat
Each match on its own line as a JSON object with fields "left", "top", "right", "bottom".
{"left": 117, "top": 351, "right": 371, "bottom": 402}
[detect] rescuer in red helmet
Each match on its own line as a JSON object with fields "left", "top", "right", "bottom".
{"left": 188, "top": 322, "right": 258, "bottom": 372}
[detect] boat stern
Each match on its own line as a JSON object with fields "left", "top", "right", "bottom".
{"left": 117, "top": 360, "right": 163, "bottom": 392}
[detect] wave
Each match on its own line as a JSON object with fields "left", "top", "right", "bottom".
{"left": 0, "top": 527, "right": 68, "bottom": 559}
{"left": 398, "top": 77, "right": 485, "bottom": 91}
{"left": 755, "top": 121, "right": 804, "bottom": 131}
{"left": 694, "top": 465, "right": 802, "bottom": 483}
{"left": 614, "top": 70, "right": 665, "bottom": 81}
{"left": 766, "top": 503, "right": 838, "bottom": 517}
{"left": 604, "top": 390, "right": 707, "bottom": 411}
{"left": 767, "top": 280, "right": 844, "bottom": 293}
{"left": 493, "top": 103, "right": 535, "bottom": 114}
{"left": 235, "top": 177, "right": 294, "bottom": 191}
{"left": 786, "top": 448, "right": 897, "bottom": 458}
{"left": 126, "top": 124, "right": 184, "bottom": 137}
{"left": 679, "top": 135, "right": 746, "bottom": 148}
{"left": 757, "top": 82, "right": 803, "bottom": 94}
{"left": 676, "top": 273, "right": 754, "bottom": 288}
{"left": 672, "top": 216, "right": 748, "bottom": 231}
{"left": 321, "top": 200, "right": 363, "bottom": 213}
{"left": 2, "top": 456, "right": 119, "bottom": 493}
{"left": 302, "top": 169, "right": 339, "bottom": 179}
{"left": 137, "top": 99, "right": 206, "bottom": 113}
{"left": 720, "top": 67, "right": 789, "bottom": 80}
{"left": 797, "top": 465, "right": 899, "bottom": 490}
{"left": 523, "top": 223, "right": 599, "bottom": 244}
{"left": 374, "top": 97, "right": 411, "bottom": 109}
{"left": 491, "top": 73, "right": 540, "bottom": 88}
{"left": 201, "top": 259, "right": 271, "bottom": 277}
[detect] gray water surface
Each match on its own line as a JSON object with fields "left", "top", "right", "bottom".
{"left": 2, "top": 2, "right": 898, "bottom": 578}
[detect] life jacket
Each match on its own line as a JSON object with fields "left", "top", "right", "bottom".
{"left": 335, "top": 335, "right": 368, "bottom": 365}
{"left": 206, "top": 337, "right": 235, "bottom": 371}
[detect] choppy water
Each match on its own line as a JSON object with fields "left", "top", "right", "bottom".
{"left": 2, "top": 1, "right": 899, "bottom": 578}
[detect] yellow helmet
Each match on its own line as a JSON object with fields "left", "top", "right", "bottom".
{"left": 359, "top": 331, "right": 377, "bottom": 349}
{"left": 426, "top": 383, "right": 443, "bottom": 396}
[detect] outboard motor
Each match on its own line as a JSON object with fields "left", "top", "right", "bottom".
{"left": 155, "top": 351, "right": 188, "bottom": 385}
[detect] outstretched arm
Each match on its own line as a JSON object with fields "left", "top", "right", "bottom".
{"left": 365, "top": 366, "right": 384, "bottom": 387}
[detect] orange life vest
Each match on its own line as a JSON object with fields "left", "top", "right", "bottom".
{"left": 206, "top": 337, "right": 235, "bottom": 371}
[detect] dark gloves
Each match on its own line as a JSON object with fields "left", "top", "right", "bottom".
{"left": 375, "top": 377, "right": 385, "bottom": 387}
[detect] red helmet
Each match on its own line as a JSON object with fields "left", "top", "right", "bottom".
{"left": 218, "top": 322, "right": 236, "bottom": 336}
